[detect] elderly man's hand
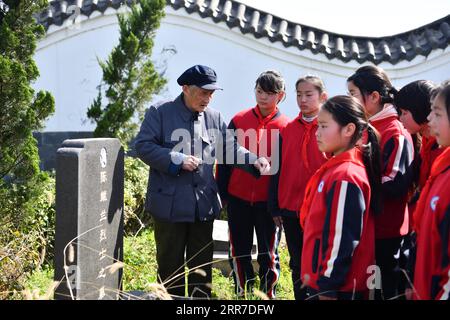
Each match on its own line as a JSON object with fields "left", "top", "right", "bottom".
{"left": 254, "top": 157, "right": 271, "bottom": 175}
{"left": 182, "top": 155, "right": 202, "bottom": 172}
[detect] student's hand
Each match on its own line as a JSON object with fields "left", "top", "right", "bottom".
{"left": 273, "top": 216, "right": 283, "bottom": 229}
{"left": 182, "top": 156, "right": 202, "bottom": 172}
{"left": 318, "top": 295, "right": 337, "bottom": 300}
{"left": 254, "top": 157, "right": 271, "bottom": 175}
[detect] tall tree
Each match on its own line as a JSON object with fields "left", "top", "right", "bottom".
{"left": 87, "top": 0, "right": 167, "bottom": 146}
{"left": 0, "top": 0, "right": 55, "bottom": 221}
{"left": 0, "top": 0, "right": 55, "bottom": 297}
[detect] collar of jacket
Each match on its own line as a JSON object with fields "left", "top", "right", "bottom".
{"left": 369, "top": 103, "right": 398, "bottom": 123}
{"left": 176, "top": 93, "right": 204, "bottom": 122}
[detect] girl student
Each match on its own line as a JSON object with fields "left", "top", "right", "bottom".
{"left": 217, "top": 70, "right": 290, "bottom": 298}
{"left": 394, "top": 80, "right": 441, "bottom": 215}
{"left": 394, "top": 80, "right": 442, "bottom": 296}
{"left": 267, "top": 75, "right": 328, "bottom": 300}
{"left": 347, "top": 65, "right": 415, "bottom": 300}
{"left": 300, "top": 95, "right": 382, "bottom": 300}
{"left": 413, "top": 81, "right": 450, "bottom": 300}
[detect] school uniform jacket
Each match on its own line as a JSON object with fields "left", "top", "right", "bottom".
{"left": 409, "top": 137, "right": 444, "bottom": 224}
{"left": 268, "top": 114, "right": 328, "bottom": 216}
{"left": 301, "top": 154, "right": 375, "bottom": 296}
{"left": 370, "top": 105, "right": 414, "bottom": 239}
{"left": 217, "top": 106, "right": 290, "bottom": 204}
{"left": 414, "top": 160, "right": 450, "bottom": 300}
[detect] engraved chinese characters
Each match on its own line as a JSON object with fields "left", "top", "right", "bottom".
{"left": 54, "top": 139, "right": 124, "bottom": 300}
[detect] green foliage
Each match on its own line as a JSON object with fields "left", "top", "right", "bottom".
{"left": 0, "top": 173, "right": 55, "bottom": 299}
{"left": 24, "top": 266, "right": 54, "bottom": 299}
{"left": 0, "top": 0, "right": 54, "bottom": 184}
{"left": 211, "top": 242, "right": 295, "bottom": 300}
{"left": 0, "top": 0, "right": 55, "bottom": 299}
{"left": 122, "top": 228, "right": 158, "bottom": 291}
{"left": 87, "top": 0, "right": 167, "bottom": 147}
{"left": 123, "top": 156, "right": 151, "bottom": 235}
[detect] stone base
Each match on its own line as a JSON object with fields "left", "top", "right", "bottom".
{"left": 212, "top": 220, "right": 258, "bottom": 276}
{"left": 213, "top": 251, "right": 259, "bottom": 277}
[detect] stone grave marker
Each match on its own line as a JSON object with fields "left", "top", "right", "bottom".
{"left": 53, "top": 138, "right": 124, "bottom": 300}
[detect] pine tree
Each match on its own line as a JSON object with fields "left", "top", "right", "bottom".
{"left": 0, "top": 0, "right": 55, "bottom": 221}
{"left": 0, "top": 0, "right": 55, "bottom": 296}
{"left": 87, "top": 0, "right": 167, "bottom": 147}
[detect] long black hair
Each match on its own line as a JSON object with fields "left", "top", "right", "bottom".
{"left": 347, "top": 65, "right": 397, "bottom": 107}
{"left": 322, "top": 95, "right": 383, "bottom": 215}
{"left": 394, "top": 80, "right": 436, "bottom": 125}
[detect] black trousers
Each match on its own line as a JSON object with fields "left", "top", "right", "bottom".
{"left": 227, "top": 196, "right": 281, "bottom": 299}
{"left": 153, "top": 218, "right": 214, "bottom": 299}
{"left": 282, "top": 214, "right": 308, "bottom": 300}
{"left": 375, "top": 236, "right": 404, "bottom": 300}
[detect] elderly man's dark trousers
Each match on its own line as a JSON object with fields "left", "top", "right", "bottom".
{"left": 153, "top": 218, "right": 214, "bottom": 299}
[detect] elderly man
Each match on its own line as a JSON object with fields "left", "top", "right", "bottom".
{"left": 135, "top": 65, "right": 269, "bottom": 299}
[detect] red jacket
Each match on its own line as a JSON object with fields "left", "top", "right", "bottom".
{"left": 409, "top": 137, "right": 444, "bottom": 227}
{"left": 268, "top": 114, "right": 328, "bottom": 215}
{"left": 217, "top": 106, "right": 290, "bottom": 203}
{"left": 301, "top": 150, "right": 375, "bottom": 296}
{"left": 370, "top": 105, "right": 414, "bottom": 239}
{"left": 414, "top": 148, "right": 450, "bottom": 300}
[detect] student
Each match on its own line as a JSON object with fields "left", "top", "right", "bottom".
{"left": 268, "top": 75, "right": 328, "bottom": 300}
{"left": 394, "top": 80, "right": 442, "bottom": 296}
{"left": 300, "top": 95, "right": 381, "bottom": 300}
{"left": 395, "top": 80, "right": 441, "bottom": 216}
{"left": 347, "top": 66, "right": 414, "bottom": 299}
{"left": 217, "top": 70, "right": 290, "bottom": 298}
{"left": 413, "top": 81, "right": 450, "bottom": 300}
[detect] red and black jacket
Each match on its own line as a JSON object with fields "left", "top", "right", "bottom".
{"left": 370, "top": 105, "right": 415, "bottom": 239}
{"left": 408, "top": 137, "right": 444, "bottom": 221}
{"left": 414, "top": 148, "right": 450, "bottom": 300}
{"left": 217, "top": 106, "right": 289, "bottom": 204}
{"left": 268, "top": 114, "right": 328, "bottom": 216}
{"left": 301, "top": 150, "right": 375, "bottom": 296}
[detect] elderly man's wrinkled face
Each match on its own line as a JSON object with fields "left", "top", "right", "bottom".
{"left": 182, "top": 85, "right": 215, "bottom": 113}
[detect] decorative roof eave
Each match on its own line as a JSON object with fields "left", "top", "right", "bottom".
{"left": 36, "top": 0, "right": 450, "bottom": 65}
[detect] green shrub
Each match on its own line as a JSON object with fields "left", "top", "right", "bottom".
{"left": 0, "top": 173, "right": 55, "bottom": 299}
{"left": 123, "top": 156, "right": 151, "bottom": 235}
{"left": 122, "top": 228, "right": 158, "bottom": 292}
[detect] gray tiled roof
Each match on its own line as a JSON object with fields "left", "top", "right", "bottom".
{"left": 37, "top": 0, "right": 450, "bottom": 65}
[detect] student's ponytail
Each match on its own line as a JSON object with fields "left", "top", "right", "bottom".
{"left": 347, "top": 65, "right": 396, "bottom": 106}
{"left": 362, "top": 124, "right": 383, "bottom": 215}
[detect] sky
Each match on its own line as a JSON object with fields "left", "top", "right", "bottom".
{"left": 235, "top": 0, "right": 450, "bottom": 37}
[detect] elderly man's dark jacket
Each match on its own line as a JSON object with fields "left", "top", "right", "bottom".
{"left": 135, "top": 94, "right": 258, "bottom": 223}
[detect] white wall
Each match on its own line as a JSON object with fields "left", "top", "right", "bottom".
{"left": 34, "top": 6, "right": 450, "bottom": 132}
